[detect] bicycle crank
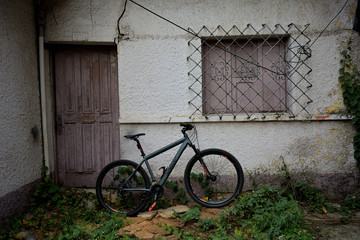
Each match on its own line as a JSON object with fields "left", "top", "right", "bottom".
{"left": 148, "top": 184, "right": 164, "bottom": 211}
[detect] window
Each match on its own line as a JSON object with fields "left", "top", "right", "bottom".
{"left": 188, "top": 25, "right": 313, "bottom": 120}
{"left": 202, "top": 38, "right": 288, "bottom": 115}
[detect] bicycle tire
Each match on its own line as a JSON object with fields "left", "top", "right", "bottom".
{"left": 96, "top": 160, "right": 151, "bottom": 216}
{"left": 184, "top": 149, "right": 244, "bottom": 208}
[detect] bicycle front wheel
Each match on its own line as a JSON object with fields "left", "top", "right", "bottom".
{"left": 96, "top": 160, "right": 151, "bottom": 216}
{"left": 184, "top": 149, "right": 244, "bottom": 208}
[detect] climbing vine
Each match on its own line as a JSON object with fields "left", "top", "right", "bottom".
{"left": 339, "top": 38, "right": 360, "bottom": 168}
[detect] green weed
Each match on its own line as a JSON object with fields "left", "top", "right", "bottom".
{"left": 219, "top": 186, "right": 313, "bottom": 239}
{"left": 2, "top": 177, "right": 128, "bottom": 240}
{"left": 165, "top": 180, "right": 188, "bottom": 205}
{"left": 279, "top": 160, "right": 334, "bottom": 214}
{"left": 197, "top": 218, "right": 217, "bottom": 232}
{"left": 173, "top": 206, "right": 201, "bottom": 224}
{"left": 338, "top": 194, "right": 360, "bottom": 222}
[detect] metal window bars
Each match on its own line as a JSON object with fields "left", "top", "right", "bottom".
{"left": 187, "top": 24, "right": 313, "bottom": 120}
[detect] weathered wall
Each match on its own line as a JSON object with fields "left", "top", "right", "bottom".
{"left": 45, "top": 0, "right": 360, "bottom": 197}
{"left": 45, "top": 0, "right": 121, "bottom": 43}
{"left": 116, "top": 0, "right": 358, "bottom": 121}
{"left": 0, "top": 0, "right": 43, "bottom": 225}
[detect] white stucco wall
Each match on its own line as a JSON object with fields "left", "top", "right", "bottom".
{"left": 0, "top": 0, "right": 43, "bottom": 198}
{"left": 45, "top": 0, "right": 359, "bottom": 191}
{"left": 119, "top": 121, "right": 355, "bottom": 176}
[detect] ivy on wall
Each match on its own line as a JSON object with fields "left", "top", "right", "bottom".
{"left": 339, "top": 38, "right": 360, "bottom": 168}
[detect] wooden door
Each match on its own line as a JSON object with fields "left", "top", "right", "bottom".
{"left": 54, "top": 46, "right": 120, "bottom": 187}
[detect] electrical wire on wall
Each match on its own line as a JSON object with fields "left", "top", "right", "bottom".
{"left": 309, "top": 0, "right": 350, "bottom": 47}
{"left": 117, "top": 0, "right": 128, "bottom": 40}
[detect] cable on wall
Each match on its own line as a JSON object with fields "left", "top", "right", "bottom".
{"left": 309, "top": 0, "right": 349, "bottom": 47}
{"left": 117, "top": 0, "right": 128, "bottom": 38}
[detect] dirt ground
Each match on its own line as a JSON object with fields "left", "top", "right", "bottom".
{"left": 118, "top": 205, "right": 360, "bottom": 240}
{"left": 119, "top": 205, "right": 222, "bottom": 239}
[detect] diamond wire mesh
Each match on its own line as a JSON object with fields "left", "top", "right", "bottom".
{"left": 187, "top": 24, "right": 313, "bottom": 120}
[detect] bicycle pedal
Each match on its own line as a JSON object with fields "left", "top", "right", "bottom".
{"left": 149, "top": 202, "right": 157, "bottom": 211}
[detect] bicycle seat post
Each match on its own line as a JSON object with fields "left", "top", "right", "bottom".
{"left": 134, "top": 138, "right": 146, "bottom": 157}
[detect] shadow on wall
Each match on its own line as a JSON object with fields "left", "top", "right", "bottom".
{"left": 0, "top": 179, "right": 41, "bottom": 229}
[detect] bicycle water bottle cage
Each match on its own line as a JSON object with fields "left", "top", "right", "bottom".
{"left": 124, "top": 133, "right": 145, "bottom": 140}
{"left": 159, "top": 166, "right": 166, "bottom": 177}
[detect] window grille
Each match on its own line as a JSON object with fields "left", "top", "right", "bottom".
{"left": 187, "top": 24, "right": 313, "bottom": 120}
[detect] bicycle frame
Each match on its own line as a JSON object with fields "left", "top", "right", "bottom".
{"left": 97, "top": 123, "right": 244, "bottom": 215}
{"left": 121, "top": 132, "right": 199, "bottom": 192}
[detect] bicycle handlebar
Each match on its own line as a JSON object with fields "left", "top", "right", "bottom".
{"left": 180, "top": 123, "right": 194, "bottom": 131}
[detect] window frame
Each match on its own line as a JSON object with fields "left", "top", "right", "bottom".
{"left": 201, "top": 36, "right": 290, "bottom": 116}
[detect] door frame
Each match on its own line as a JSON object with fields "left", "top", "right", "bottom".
{"left": 47, "top": 44, "right": 120, "bottom": 186}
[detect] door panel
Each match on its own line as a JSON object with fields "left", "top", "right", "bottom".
{"left": 54, "top": 46, "right": 119, "bottom": 187}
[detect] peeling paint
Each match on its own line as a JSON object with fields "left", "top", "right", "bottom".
{"left": 322, "top": 83, "right": 345, "bottom": 114}
{"left": 336, "top": 20, "right": 343, "bottom": 27}
{"left": 324, "top": 101, "right": 342, "bottom": 114}
{"left": 312, "top": 127, "right": 353, "bottom": 166}
{"left": 314, "top": 115, "right": 330, "bottom": 120}
{"left": 349, "top": 7, "right": 356, "bottom": 16}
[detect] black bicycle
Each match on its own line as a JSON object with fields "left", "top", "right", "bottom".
{"left": 96, "top": 123, "right": 244, "bottom": 216}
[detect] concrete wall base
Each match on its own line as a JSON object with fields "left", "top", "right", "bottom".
{"left": 164, "top": 172, "right": 360, "bottom": 203}
{"left": 0, "top": 178, "right": 41, "bottom": 230}
{"left": 243, "top": 172, "right": 360, "bottom": 200}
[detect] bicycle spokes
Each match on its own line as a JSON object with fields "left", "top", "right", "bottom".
{"left": 185, "top": 149, "right": 244, "bottom": 207}
{"left": 96, "top": 160, "right": 151, "bottom": 216}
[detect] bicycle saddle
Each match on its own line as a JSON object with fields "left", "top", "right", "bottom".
{"left": 124, "top": 133, "right": 145, "bottom": 140}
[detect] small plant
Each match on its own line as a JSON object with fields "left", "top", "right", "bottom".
{"left": 165, "top": 180, "right": 179, "bottom": 192}
{"left": 278, "top": 159, "right": 333, "bottom": 214}
{"left": 173, "top": 206, "right": 201, "bottom": 224}
{"left": 176, "top": 188, "right": 187, "bottom": 205}
{"left": 338, "top": 194, "right": 360, "bottom": 221}
{"left": 165, "top": 180, "right": 188, "bottom": 205}
{"left": 29, "top": 175, "right": 62, "bottom": 209}
{"left": 339, "top": 38, "right": 360, "bottom": 168}
{"left": 158, "top": 223, "right": 191, "bottom": 238}
{"left": 197, "top": 218, "right": 217, "bottom": 232}
{"left": 190, "top": 173, "right": 215, "bottom": 199}
{"left": 287, "top": 182, "right": 330, "bottom": 213}
{"left": 344, "top": 194, "right": 360, "bottom": 210}
{"left": 87, "top": 212, "right": 125, "bottom": 239}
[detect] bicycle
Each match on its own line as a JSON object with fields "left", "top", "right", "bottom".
{"left": 96, "top": 123, "right": 244, "bottom": 216}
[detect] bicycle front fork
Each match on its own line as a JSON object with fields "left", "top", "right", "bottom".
{"left": 191, "top": 145, "right": 217, "bottom": 181}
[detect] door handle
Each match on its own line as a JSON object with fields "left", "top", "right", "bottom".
{"left": 57, "top": 114, "right": 63, "bottom": 132}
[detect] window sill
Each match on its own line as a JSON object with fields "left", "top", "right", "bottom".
{"left": 119, "top": 113, "right": 352, "bottom": 124}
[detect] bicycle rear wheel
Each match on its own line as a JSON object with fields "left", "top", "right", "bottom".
{"left": 184, "top": 149, "right": 244, "bottom": 208}
{"left": 96, "top": 160, "right": 151, "bottom": 216}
